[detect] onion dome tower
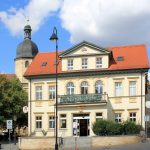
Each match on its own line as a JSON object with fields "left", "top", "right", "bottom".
{"left": 15, "top": 24, "right": 38, "bottom": 86}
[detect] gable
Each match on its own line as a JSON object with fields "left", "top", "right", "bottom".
{"left": 60, "top": 41, "right": 111, "bottom": 57}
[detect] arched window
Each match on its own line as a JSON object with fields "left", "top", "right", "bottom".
{"left": 25, "top": 61, "right": 29, "bottom": 68}
{"left": 95, "top": 80, "right": 103, "bottom": 94}
{"left": 67, "top": 82, "right": 74, "bottom": 95}
{"left": 81, "top": 81, "right": 88, "bottom": 94}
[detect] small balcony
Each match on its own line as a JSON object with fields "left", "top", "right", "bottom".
{"left": 58, "top": 93, "right": 108, "bottom": 105}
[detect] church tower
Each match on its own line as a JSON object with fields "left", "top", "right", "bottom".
{"left": 15, "top": 24, "right": 38, "bottom": 90}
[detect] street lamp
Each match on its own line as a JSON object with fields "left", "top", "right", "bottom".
{"left": 13, "top": 115, "right": 17, "bottom": 145}
{"left": 49, "top": 27, "right": 58, "bottom": 150}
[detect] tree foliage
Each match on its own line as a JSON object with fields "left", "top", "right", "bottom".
{"left": 0, "top": 75, "right": 27, "bottom": 128}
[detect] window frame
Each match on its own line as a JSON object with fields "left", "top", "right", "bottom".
{"left": 96, "top": 112, "right": 103, "bottom": 121}
{"left": 115, "top": 113, "right": 122, "bottom": 123}
{"left": 49, "top": 86, "right": 56, "bottom": 100}
{"left": 129, "top": 81, "right": 136, "bottom": 96}
{"left": 129, "top": 112, "right": 136, "bottom": 122}
{"left": 25, "top": 61, "right": 29, "bottom": 68}
{"left": 96, "top": 57, "right": 102, "bottom": 68}
{"left": 49, "top": 115, "right": 55, "bottom": 129}
{"left": 95, "top": 80, "right": 103, "bottom": 94}
{"left": 81, "top": 81, "right": 88, "bottom": 94}
{"left": 67, "top": 82, "right": 74, "bottom": 95}
{"left": 67, "top": 59, "right": 73, "bottom": 70}
{"left": 60, "top": 114, "right": 67, "bottom": 129}
{"left": 115, "top": 82, "right": 122, "bottom": 97}
{"left": 35, "top": 86, "right": 42, "bottom": 100}
{"left": 82, "top": 58, "right": 88, "bottom": 69}
{"left": 36, "top": 116, "right": 42, "bottom": 129}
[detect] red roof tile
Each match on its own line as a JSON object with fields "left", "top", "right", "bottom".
{"left": 0, "top": 74, "right": 16, "bottom": 79}
{"left": 108, "top": 44, "right": 149, "bottom": 70}
{"left": 24, "top": 44, "right": 149, "bottom": 77}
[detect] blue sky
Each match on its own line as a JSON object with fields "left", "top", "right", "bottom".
{"left": 0, "top": 0, "right": 150, "bottom": 73}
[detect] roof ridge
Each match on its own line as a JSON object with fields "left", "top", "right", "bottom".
{"left": 107, "top": 44, "right": 146, "bottom": 49}
{"left": 38, "top": 51, "right": 64, "bottom": 54}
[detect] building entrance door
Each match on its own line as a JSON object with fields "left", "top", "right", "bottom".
{"left": 73, "top": 114, "right": 89, "bottom": 136}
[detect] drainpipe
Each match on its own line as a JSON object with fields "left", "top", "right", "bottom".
{"left": 30, "top": 78, "right": 32, "bottom": 136}
{"left": 141, "top": 71, "right": 143, "bottom": 126}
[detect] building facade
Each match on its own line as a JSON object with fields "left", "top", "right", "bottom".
{"left": 23, "top": 41, "right": 149, "bottom": 137}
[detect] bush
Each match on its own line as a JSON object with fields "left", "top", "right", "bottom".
{"left": 123, "top": 120, "right": 142, "bottom": 135}
{"left": 106, "top": 121, "right": 123, "bottom": 135}
{"left": 92, "top": 119, "right": 141, "bottom": 136}
{"left": 92, "top": 119, "right": 123, "bottom": 136}
{"left": 92, "top": 119, "right": 108, "bottom": 136}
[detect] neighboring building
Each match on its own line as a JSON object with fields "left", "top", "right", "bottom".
{"left": 22, "top": 40, "right": 149, "bottom": 137}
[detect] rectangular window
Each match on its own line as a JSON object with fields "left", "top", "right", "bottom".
{"left": 67, "top": 59, "right": 73, "bottom": 70}
{"left": 96, "top": 113, "right": 103, "bottom": 121}
{"left": 130, "top": 112, "right": 136, "bottom": 122}
{"left": 49, "top": 86, "right": 55, "bottom": 100}
{"left": 49, "top": 116, "right": 55, "bottom": 129}
{"left": 96, "top": 57, "right": 102, "bottom": 68}
{"left": 36, "top": 116, "right": 42, "bottom": 129}
{"left": 35, "top": 86, "right": 42, "bottom": 100}
{"left": 82, "top": 58, "right": 88, "bottom": 69}
{"left": 129, "top": 81, "right": 136, "bottom": 96}
{"left": 115, "top": 82, "right": 122, "bottom": 96}
{"left": 60, "top": 114, "right": 67, "bottom": 128}
{"left": 115, "top": 113, "right": 122, "bottom": 122}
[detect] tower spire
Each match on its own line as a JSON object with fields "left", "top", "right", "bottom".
{"left": 24, "top": 19, "right": 32, "bottom": 39}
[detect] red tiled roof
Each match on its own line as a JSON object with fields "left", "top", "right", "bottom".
{"left": 0, "top": 74, "right": 16, "bottom": 79}
{"left": 24, "top": 44, "right": 149, "bottom": 77}
{"left": 108, "top": 44, "right": 149, "bottom": 70}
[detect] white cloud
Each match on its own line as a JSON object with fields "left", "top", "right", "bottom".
{"left": 60, "top": 0, "right": 150, "bottom": 46}
{"left": 0, "top": 0, "right": 62, "bottom": 36}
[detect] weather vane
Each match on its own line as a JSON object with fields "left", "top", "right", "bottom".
{"left": 24, "top": 15, "right": 30, "bottom": 25}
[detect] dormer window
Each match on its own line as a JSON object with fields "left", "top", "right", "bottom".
{"left": 116, "top": 56, "right": 124, "bottom": 61}
{"left": 82, "top": 58, "right": 88, "bottom": 69}
{"left": 96, "top": 57, "right": 102, "bottom": 68}
{"left": 41, "top": 62, "right": 47, "bottom": 66}
{"left": 67, "top": 59, "right": 73, "bottom": 70}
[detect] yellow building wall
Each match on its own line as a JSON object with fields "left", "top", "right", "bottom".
{"left": 27, "top": 72, "right": 146, "bottom": 137}
{"left": 61, "top": 46, "right": 109, "bottom": 71}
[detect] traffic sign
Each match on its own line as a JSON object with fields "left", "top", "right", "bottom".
{"left": 144, "top": 115, "right": 150, "bottom": 122}
{"left": 7, "top": 120, "right": 13, "bottom": 129}
{"left": 23, "top": 106, "right": 28, "bottom": 113}
{"left": 146, "top": 101, "right": 150, "bottom": 108}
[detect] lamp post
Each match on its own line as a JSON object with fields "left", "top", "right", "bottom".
{"left": 13, "top": 115, "right": 17, "bottom": 145}
{"left": 50, "top": 27, "right": 58, "bottom": 150}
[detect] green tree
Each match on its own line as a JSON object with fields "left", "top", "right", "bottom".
{"left": 0, "top": 75, "right": 27, "bottom": 129}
